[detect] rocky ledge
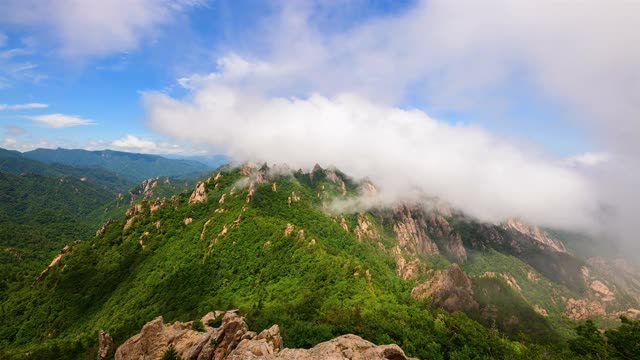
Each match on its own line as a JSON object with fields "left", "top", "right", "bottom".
{"left": 111, "top": 310, "right": 414, "bottom": 360}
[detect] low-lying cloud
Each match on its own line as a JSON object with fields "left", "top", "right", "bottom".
{"left": 144, "top": 84, "right": 599, "bottom": 231}
{"left": 142, "top": 0, "right": 639, "bottom": 249}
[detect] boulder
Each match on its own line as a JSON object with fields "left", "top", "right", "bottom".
{"left": 115, "top": 310, "right": 414, "bottom": 360}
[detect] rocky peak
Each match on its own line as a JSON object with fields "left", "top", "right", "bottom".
{"left": 505, "top": 218, "right": 566, "bottom": 253}
{"left": 115, "top": 310, "right": 414, "bottom": 360}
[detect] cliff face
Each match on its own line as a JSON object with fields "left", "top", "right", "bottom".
{"left": 504, "top": 218, "right": 566, "bottom": 253}
{"left": 411, "top": 264, "right": 479, "bottom": 313}
{"left": 114, "top": 310, "right": 414, "bottom": 360}
{"left": 392, "top": 205, "right": 440, "bottom": 258}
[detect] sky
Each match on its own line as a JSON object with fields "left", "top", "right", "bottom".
{"left": 0, "top": 0, "right": 639, "bottom": 248}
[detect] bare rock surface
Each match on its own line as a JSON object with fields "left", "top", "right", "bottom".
{"left": 564, "top": 298, "right": 606, "bottom": 320}
{"left": 505, "top": 218, "right": 566, "bottom": 253}
{"left": 98, "top": 330, "right": 113, "bottom": 360}
{"left": 392, "top": 205, "right": 439, "bottom": 258}
{"left": 115, "top": 310, "right": 414, "bottom": 360}
{"left": 411, "top": 264, "right": 479, "bottom": 313}
{"left": 189, "top": 182, "right": 208, "bottom": 205}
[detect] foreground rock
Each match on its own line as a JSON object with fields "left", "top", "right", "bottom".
{"left": 115, "top": 310, "right": 414, "bottom": 360}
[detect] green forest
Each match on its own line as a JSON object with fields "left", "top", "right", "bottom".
{"left": 0, "top": 161, "right": 639, "bottom": 359}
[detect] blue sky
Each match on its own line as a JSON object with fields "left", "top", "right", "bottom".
{"left": 0, "top": 0, "right": 590, "bottom": 156}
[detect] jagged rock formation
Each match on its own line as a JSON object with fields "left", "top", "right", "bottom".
{"left": 124, "top": 203, "right": 146, "bottom": 230}
{"left": 426, "top": 214, "right": 467, "bottom": 262}
{"left": 354, "top": 213, "right": 380, "bottom": 242}
{"left": 392, "top": 205, "right": 439, "bottom": 258}
{"left": 411, "top": 264, "right": 479, "bottom": 312}
{"left": 189, "top": 182, "right": 208, "bottom": 204}
{"left": 114, "top": 310, "right": 414, "bottom": 360}
{"left": 505, "top": 218, "right": 566, "bottom": 253}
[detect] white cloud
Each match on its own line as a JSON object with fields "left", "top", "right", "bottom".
{"left": 142, "top": 0, "right": 640, "bottom": 248}
{"left": 0, "top": 0, "right": 205, "bottom": 58}
{"left": 110, "top": 134, "right": 185, "bottom": 154}
{"left": 26, "top": 113, "right": 93, "bottom": 128}
{"left": 566, "top": 152, "right": 610, "bottom": 168}
{"left": 144, "top": 85, "right": 599, "bottom": 231}
{"left": 1, "top": 137, "right": 53, "bottom": 150}
{"left": 0, "top": 102, "right": 48, "bottom": 110}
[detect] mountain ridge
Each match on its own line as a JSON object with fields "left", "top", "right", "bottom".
{"left": 1, "top": 162, "right": 639, "bottom": 359}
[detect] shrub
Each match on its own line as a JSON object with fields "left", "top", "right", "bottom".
{"left": 192, "top": 319, "right": 205, "bottom": 332}
{"left": 161, "top": 345, "right": 180, "bottom": 360}
{"left": 207, "top": 317, "right": 223, "bottom": 328}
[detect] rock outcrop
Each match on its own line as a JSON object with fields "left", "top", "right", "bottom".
{"left": 411, "top": 264, "right": 479, "bottom": 313}
{"left": 98, "top": 330, "right": 113, "bottom": 360}
{"left": 33, "top": 240, "right": 81, "bottom": 286}
{"left": 505, "top": 218, "right": 566, "bottom": 253}
{"left": 392, "top": 205, "right": 439, "bottom": 257}
{"left": 564, "top": 298, "right": 607, "bottom": 320}
{"left": 124, "top": 203, "right": 146, "bottom": 230}
{"left": 96, "top": 219, "right": 114, "bottom": 237}
{"left": 353, "top": 213, "right": 380, "bottom": 242}
{"left": 115, "top": 310, "right": 414, "bottom": 360}
{"left": 189, "top": 182, "right": 208, "bottom": 205}
{"left": 427, "top": 214, "right": 467, "bottom": 262}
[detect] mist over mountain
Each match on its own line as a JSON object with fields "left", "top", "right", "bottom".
{"left": 1, "top": 1, "right": 639, "bottom": 359}
{"left": 1, "top": 162, "right": 639, "bottom": 359}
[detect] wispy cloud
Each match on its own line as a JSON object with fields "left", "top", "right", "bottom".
{"left": 26, "top": 113, "right": 93, "bottom": 128}
{"left": 0, "top": 33, "right": 45, "bottom": 87}
{"left": 0, "top": 102, "right": 48, "bottom": 110}
{"left": 110, "top": 134, "right": 185, "bottom": 154}
{"left": 4, "top": 126, "right": 26, "bottom": 136}
{"left": 0, "top": 0, "right": 206, "bottom": 59}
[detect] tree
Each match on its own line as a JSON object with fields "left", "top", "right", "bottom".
{"left": 606, "top": 316, "right": 640, "bottom": 360}
{"left": 161, "top": 345, "right": 180, "bottom": 360}
{"left": 568, "top": 320, "right": 608, "bottom": 359}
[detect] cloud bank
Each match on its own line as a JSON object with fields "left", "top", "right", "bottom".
{"left": 142, "top": 1, "right": 638, "bottom": 247}
{"left": 144, "top": 85, "right": 599, "bottom": 231}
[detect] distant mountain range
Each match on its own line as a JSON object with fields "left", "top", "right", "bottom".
{"left": 18, "top": 148, "right": 219, "bottom": 183}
